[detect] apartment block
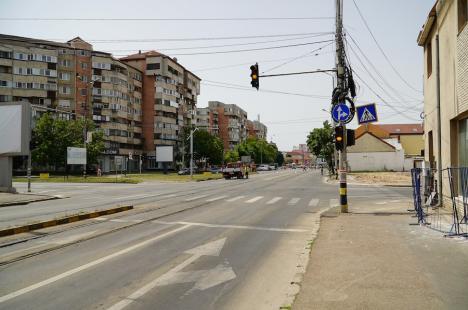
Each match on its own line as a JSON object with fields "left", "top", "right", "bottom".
{"left": 120, "top": 51, "right": 201, "bottom": 169}
{"left": 195, "top": 102, "right": 270, "bottom": 150}
{"left": 417, "top": 0, "right": 468, "bottom": 199}
{"left": 246, "top": 119, "right": 268, "bottom": 140}
{"left": 0, "top": 34, "right": 143, "bottom": 172}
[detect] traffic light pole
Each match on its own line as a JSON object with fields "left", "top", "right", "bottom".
{"left": 336, "top": 0, "right": 348, "bottom": 213}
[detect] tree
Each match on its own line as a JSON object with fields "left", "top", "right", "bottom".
{"left": 32, "top": 113, "right": 104, "bottom": 171}
{"left": 307, "top": 121, "right": 335, "bottom": 173}
{"left": 224, "top": 150, "right": 239, "bottom": 163}
{"left": 234, "top": 137, "right": 277, "bottom": 164}
{"left": 192, "top": 129, "right": 224, "bottom": 165}
{"left": 276, "top": 151, "right": 285, "bottom": 166}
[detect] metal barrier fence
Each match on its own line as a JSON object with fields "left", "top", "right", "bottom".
{"left": 410, "top": 167, "right": 468, "bottom": 237}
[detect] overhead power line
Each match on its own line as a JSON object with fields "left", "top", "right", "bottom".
{"left": 102, "top": 34, "right": 332, "bottom": 53}
{"left": 73, "top": 32, "right": 335, "bottom": 43}
{"left": 113, "top": 39, "right": 334, "bottom": 57}
{"left": 0, "top": 17, "right": 334, "bottom": 22}
{"left": 351, "top": 0, "right": 422, "bottom": 93}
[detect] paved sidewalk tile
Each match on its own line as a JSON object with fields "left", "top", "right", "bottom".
{"left": 0, "top": 192, "right": 58, "bottom": 207}
{"left": 294, "top": 202, "right": 468, "bottom": 310}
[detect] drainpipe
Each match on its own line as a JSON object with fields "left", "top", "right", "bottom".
{"left": 436, "top": 34, "right": 443, "bottom": 206}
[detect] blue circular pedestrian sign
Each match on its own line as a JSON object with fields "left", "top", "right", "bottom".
{"left": 331, "top": 103, "right": 351, "bottom": 123}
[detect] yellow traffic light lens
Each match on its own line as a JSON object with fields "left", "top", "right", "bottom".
{"left": 336, "top": 137, "right": 342, "bottom": 141}
{"left": 252, "top": 74, "right": 257, "bottom": 79}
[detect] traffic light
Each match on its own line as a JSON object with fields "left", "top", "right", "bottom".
{"left": 347, "top": 129, "right": 355, "bottom": 147}
{"left": 250, "top": 63, "right": 259, "bottom": 90}
{"left": 334, "top": 125, "right": 344, "bottom": 151}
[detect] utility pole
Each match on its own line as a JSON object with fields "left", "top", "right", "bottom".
{"left": 189, "top": 127, "right": 198, "bottom": 179}
{"left": 336, "top": 0, "right": 348, "bottom": 213}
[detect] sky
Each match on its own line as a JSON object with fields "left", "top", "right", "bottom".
{"left": 0, "top": 0, "right": 434, "bottom": 151}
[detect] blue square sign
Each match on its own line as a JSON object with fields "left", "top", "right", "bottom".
{"left": 356, "top": 103, "right": 378, "bottom": 124}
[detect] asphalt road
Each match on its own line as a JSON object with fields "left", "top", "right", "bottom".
{"left": 0, "top": 170, "right": 411, "bottom": 310}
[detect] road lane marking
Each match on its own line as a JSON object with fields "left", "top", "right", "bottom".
{"left": 111, "top": 194, "right": 153, "bottom": 201}
{"left": 226, "top": 195, "right": 245, "bottom": 202}
{"left": 0, "top": 225, "right": 190, "bottom": 304}
{"left": 266, "top": 197, "right": 282, "bottom": 205}
{"left": 245, "top": 196, "right": 263, "bottom": 203}
{"left": 308, "top": 199, "right": 319, "bottom": 207}
{"left": 110, "top": 219, "right": 127, "bottom": 223}
{"left": 107, "top": 238, "right": 234, "bottom": 310}
{"left": 206, "top": 195, "right": 228, "bottom": 202}
{"left": 153, "top": 220, "right": 308, "bottom": 233}
{"left": 161, "top": 194, "right": 177, "bottom": 198}
{"left": 329, "top": 199, "right": 339, "bottom": 207}
{"left": 185, "top": 195, "right": 209, "bottom": 202}
{"left": 288, "top": 198, "right": 301, "bottom": 205}
{"left": 93, "top": 217, "right": 107, "bottom": 221}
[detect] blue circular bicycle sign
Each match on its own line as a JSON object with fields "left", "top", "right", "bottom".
{"left": 331, "top": 103, "right": 352, "bottom": 123}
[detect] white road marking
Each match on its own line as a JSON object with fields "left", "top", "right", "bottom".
{"left": 308, "top": 199, "right": 319, "bottom": 207}
{"left": 93, "top": 217, "right": 107, "bottom": 221}
{"left": 329, "top": 198, "right": 339, "bottom": 207}
{"left": 107, "top": 238, "right": 235, "bottom": 310}
{"left": 288, "top": 198, "right": 301, "bottom": 205}
{"left": 245, "top": 196, "right": 263, "bottom": 203}
{"left": 111, "top": 194, "right": 153, "bottom": 201}
{"left": 206, "top": 195, "right": 228, "bottom": 202}
{"left": 161, "top": 194, "right": 176, "bottom": 198}
{"left": 185, "top": 195, "right": 209, "bottom": 202}
{"left": 226, "top": 195, "right": 245, "bottom": 202}
{"left": 266, "top": 197, "right": 282, "bottom": 205}
{"left": 0, "top": 225, "right": 190, "bottom": 304}
{"left": 153, "top": 220, "right": 308, "bottom": 233}
{"left": 110, "top": 219, "right": 127, "bottom": 223}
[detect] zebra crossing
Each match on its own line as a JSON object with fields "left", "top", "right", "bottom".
{"left": 176, "top": 193, "right": 335, "bottom": 207}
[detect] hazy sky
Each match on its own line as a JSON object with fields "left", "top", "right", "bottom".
{"left": 0, "top": 0, "right": 434, "bottom": 151}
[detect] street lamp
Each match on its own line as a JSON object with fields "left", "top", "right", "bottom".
{"left": 189, "top": 127, "right": 199, "bottom": 179}
{"left": 76, "top": 74, "right": 95, "bottom": 178}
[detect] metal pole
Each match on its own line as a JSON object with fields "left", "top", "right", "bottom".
{"left": 436, "top": 34, "right": 443, "bottom": 205}
{"left": 27, "top": 151, "right": 32, "bottom": 192}
{"left": 336, "top": 0, "right": 348, "bottom": 213}
{"left": 139, "top": 154, "right": 142, "bottom": 174}
{"left": 190, "top": 129, "right": 194, "bottom": 179}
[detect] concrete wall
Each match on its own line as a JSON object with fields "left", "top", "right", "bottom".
{"left": 399, "top": 135, "right": 424, "bottom": 156}
{"left": 348, "top": 149, "right": 406, "bottom": 172}
{"left": 347, "top": 133, "right": 395, "bottom": 153}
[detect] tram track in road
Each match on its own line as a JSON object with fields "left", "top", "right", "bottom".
{"left": 0, "top": 171, "right": 313, "bottom": 266}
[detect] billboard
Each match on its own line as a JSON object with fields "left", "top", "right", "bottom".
{"left": 156, "top": 146, "right": 173, "bottom": 162}
{"left": 0, "top": 102, "right": 31, "bottom": 156}
{"left": 67, "top": 147, "right": 87, "bottom": 165}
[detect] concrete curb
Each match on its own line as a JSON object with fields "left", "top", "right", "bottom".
{"left": 0, "top": 205, "right": 133, "bottom": 237}
{"left": 0, "top": 195, "right": 61, "bottom": 208}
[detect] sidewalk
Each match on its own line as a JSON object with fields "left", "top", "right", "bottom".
{"left": 0, "top": 192, "right": 59, "bottom": 207}
{"left": 293, "top": 200, "right": 468, "bottom": 309}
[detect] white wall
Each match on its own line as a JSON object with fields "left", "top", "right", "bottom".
{"left": 347, "top": 149, "right": 406, "bottom": 172}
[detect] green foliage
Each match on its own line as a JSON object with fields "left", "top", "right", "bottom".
{"left": 276, "top": 151, "right": 285, "bottom": 166}
{"left": 31, "top": 113, "right": 104, "bottom": 171}
{"left": 224, "top": 150, "right": 239, "bottom": 163}
{"left": 307, "top": 121, "right": 335, "bottom": 172}
{"left": 192, "top": 129, "right": 224, "bottom": 165}
{"left": 233, "top": 137, "right": 278, "bottom": 164}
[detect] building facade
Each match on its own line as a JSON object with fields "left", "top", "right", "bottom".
{"left": 0, "top": 35, "right": 195, "bottom": 172}
{"left": 120, "top": 51, "right": 201, "bottom": 169}
{"left": 194, "top": 101, "right": 248, "bottom": 150}
{"left": 417, "top": 0, "right": 468, "bottom": 198}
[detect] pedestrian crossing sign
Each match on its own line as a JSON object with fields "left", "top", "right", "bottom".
{"left": 356, "top": 103, "right": 378, "bottom": 124}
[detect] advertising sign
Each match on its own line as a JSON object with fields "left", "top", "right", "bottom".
{"left": 156, "top": 146, "right": 173, "bottom": 162}
{"left": 0, "top": 102, "right": 31, "bottom": 156}
{"left": 67, "top": 147, "right": 87, "bottom": 165}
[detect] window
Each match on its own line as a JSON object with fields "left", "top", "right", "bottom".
{"left": 60, "top": 59, "right": 72, "bottom": 67}
{"left": 80, "top": 62, "right": 88, "bottom": 69}
{"left": 59, "top": 72, "right": 71, "bottom": 80}
{"left": 0, "top": 51, "right": 12, "bottom": 59}
{"left": 459, "top": 0, "right": 468, "bottom": 32}
{"left": 0, "top": 80, "right": 11, "bottom": 87}
{"left": 460, "top": 118, "right": 468, "bottom": 167}
{"left": 80, "top": 88, "right": 87, "bottom": 96}
{"left": 58, "top": 100, "right": 71, "bottom": 108}
{"left": 59, "top": 86, "right": 71, "bottom": 94}
{"left": 146, "top": 63, "right": 160, "bottom": 70}
{"left": 426, "top": 41, "right": 432, "bottom": 77}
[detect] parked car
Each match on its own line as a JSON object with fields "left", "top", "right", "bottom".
{"left": 209, "top": 166, "right": 221, "bottom": 174}
{"left": 177, "top": 167, "right": 199, "bottom": 175}
{"left": 269, "top": 165, "right": 276, "bottom": 170}
{"left": 257, "top": 164, "right": 270, "bottom": 171}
